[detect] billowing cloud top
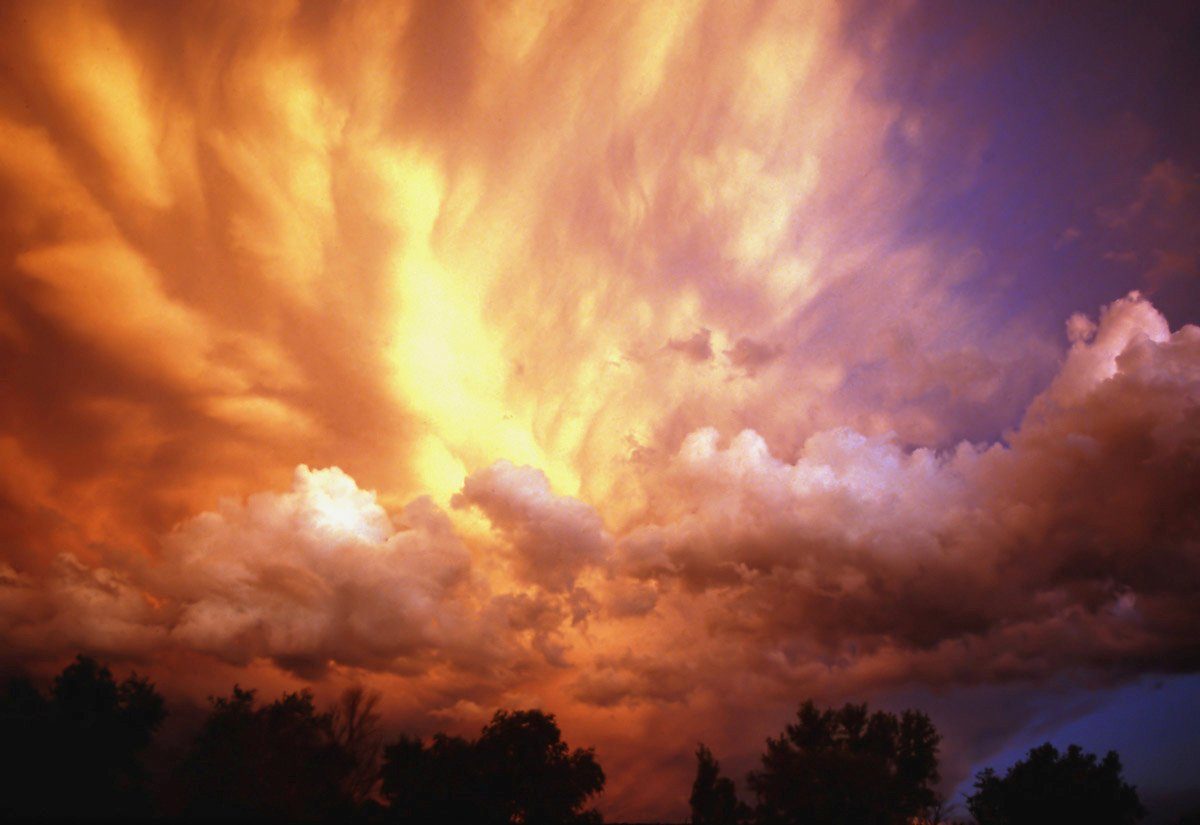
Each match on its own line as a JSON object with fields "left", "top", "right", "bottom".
{"left": 0, "top": 1, "right": 1197, "bottom": 819}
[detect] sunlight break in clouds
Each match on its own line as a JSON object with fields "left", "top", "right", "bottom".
{"left": 0, "top": 0, "right": 1198, "bottom": 819}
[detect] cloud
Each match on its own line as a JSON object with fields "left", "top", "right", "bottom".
{"left": 726, "top": 336, "right": 783, "bottom": 374}
{"left": 572, "top": 651, "right": 698, "bottom": 708}
{"left": 1054, "top": 227, "right": 1083, "bottom": 249}
{"left": 157, "top": 466, "right": 487, "bottom": 675}
{"left": 0, "top": 554, "right": 166, "bottom": 664}
{"left": 1097, "top": 161, "right": 1197, "bottom": 229}
{"left": 0, "top": 0, "right": 1197, "bottom": 819}
{"left": 1040, "top": 291, "right": 1171, "bottom": 407}
{"left": 595, "top": 293, "right": 1200, "bottom": 700}
{"left": 0, "top": 466, "right": 524, "bottom": 683}
{"left": 454, "top": 461, "right": 610, "bottom": 593}
{"left": 1094, "top": 160, "right": 1200, "bottom": 300}
{"left": 667, "top": 328, "right": 715, "bottom": 362}
{"left": 9, "top": 283, "right": 1195, "bottom": 694}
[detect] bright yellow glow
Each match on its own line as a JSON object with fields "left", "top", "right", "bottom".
{"left": 381, "top": 150, "right": 578, "bottom": 500}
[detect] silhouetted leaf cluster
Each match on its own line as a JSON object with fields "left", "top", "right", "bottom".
{"left": 745, "top": 700, "right": 941, "bottom": 825}
{"left": 967, "top": 742, "right": 1146, "bottom": 825}
{"left": 692, "top": 700, "right": 1151, "bottom": 825}
{"left": 0, "top": 655, "right": 165, "bottom": 820}
{"left": 169, "top": 685, "right": 358, "bottom": 821}
{"left": 381, "top": 708, "right": 605, "bottom": 825}
{"left": 690, "top": 743, "right": 745, "bottom": 825}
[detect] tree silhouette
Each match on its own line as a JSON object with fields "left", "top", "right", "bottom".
{"left": 0, "top": 670, "right": 52, "bottom": 820}
{"left": 0, "top": 655, "right": 166, "bottom": 820}
{"left": 381, "top": 732, "right": 487, "bottom": 823}
{"left": 967, "top": 742, "right": 1145, "bottom": 825}
{"left": 173, "top": 686, "right": 355, "bottom": 821}
{"left": 332, "top": 685, "right": 384, "bottom": 804}
{"left": 690, "top": 743, "right": 742, "bottom": 825}
{"left": 476, "top": 709, "right": 606, "bottom": 825}
{"left": 380, "top": 708, "right": 605, "bottom": 825}
{"left": 747, "top": 700, "right": 941, "bottom": 825}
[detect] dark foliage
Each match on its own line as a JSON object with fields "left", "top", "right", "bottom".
{"left": 332, "top": 685, "right": 385, "bottom": 803}
{"left": 381, "top": 732, "right": 487, "bottom": 822}
{"left": 0, "top": 655, "right": 166, "bottom": 820}
{"left": 967, "top": 742, "right": 1145, "bottom": 825}
{"left": 381, "top": 708, "right": 605, "bottom": 825}
{"left": 172, "top": 686, "right": 357, "bottom": 821}
{"left": 690, "top": 743, "right": 743, "bottom": 825}
{"left": 747, "top": 699, "right": 941, "bottom": 825}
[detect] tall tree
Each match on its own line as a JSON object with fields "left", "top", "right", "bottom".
{"left": 0, "top": 655, "right": 166, "bottom": 820}
{"left": 747, "top": 700, "right": 941, "bottom": 825}
{"left": 690, "top": 743, "right": 742, "bottom": 825}
{"left": 0, "top": 669, "right": 53, "bottom": 820}
{"left": 967, "top": 742, "right": 1145, "bottom": 825}
{"left": 476, "top": 709, "right": 606, "bottom": 825}
{"left": 380, "top": 708, "right": 605, "bottom": 825}
{"left": 332, "top": 685, "right": 384, "bottom": 804}
{"left": 174, "top": 686, "right": 355, "bottom": 821}
{"left": 381, "top": 733, "right": 488, "bottom": 824}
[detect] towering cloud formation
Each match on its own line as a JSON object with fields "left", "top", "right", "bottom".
{"left": 0, "top": 0, "right": 1197, "bottom": 819}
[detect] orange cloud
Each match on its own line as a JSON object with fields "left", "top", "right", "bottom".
{"left": 2, "top": 1, "right": 1198, "bottom": 819}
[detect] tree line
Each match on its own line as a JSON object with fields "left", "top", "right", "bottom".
{"left": 0, "top": 655, "right": 602, "bottom": 823}
{"left": 688, "top": 700, "right": 1149, "bottom": 825}
{"left": 0, "top": 655, "right": 1181, "bottom": 824}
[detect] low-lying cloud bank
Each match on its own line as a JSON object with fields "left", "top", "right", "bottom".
{"left": 2, "top": 293, "right": 1197, "bottom": 705}
{"left": 612, "top": 292, "right": 1200, "bottom": 691}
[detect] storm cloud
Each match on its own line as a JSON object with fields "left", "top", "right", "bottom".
{"left": 1, "top": 0, "right": 1198, "bottom": 820}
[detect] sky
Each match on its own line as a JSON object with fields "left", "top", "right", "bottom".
{"left": 0, "top": 0, "right": 1198, "bottom": 820}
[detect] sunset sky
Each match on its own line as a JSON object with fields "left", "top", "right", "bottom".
{"left": 1, "top": 0, "right": 1198, "bottom": 819}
